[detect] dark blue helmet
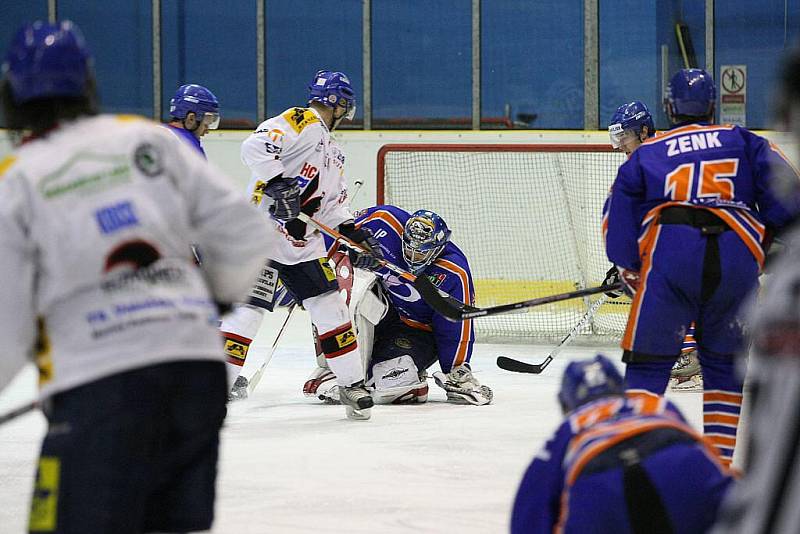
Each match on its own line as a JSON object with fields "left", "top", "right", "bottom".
{"left": 169, "top": 84, "right": 220, "bottom": 129}
{"left": 557, "top": 354, "right": 624, "bottom": 413}
{"left": 308, "top": 70, "right": 356, "bottom": 120}
{"left": 666, "top": 68, "right": 716, "bottom": 118}
{"left": 2, "top": 20, "right": 94, "bottom": 104}
{"left": 402, "top": 209, "right": 452, "bottom": 274}
{"left": 608, "top": 101, "right": 655, "bottom": 149}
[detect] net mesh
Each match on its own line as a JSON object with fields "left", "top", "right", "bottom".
{"left": 379, "top": 144, "right": 631, "bottom": 343}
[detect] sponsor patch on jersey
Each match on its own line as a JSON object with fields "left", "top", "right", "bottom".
{"left": 319, "top": 258, "right": 337, "bottom": 282}
{"left": 39, "top": 154, "right": 131, "bottom": 199}
{"left": 264, "top": 142, "right": 282, "bottom": 155}
{"left": 426, "top": 272, "right": 447, "bottom": 287}
{"left": 335, "top": 328, "right": 357, "bottom": 349}
{"left": 283, "top": 107, "right": 319, "bottom": 134}
{"left": 95, "top": 201, "right": 139, "bottom": 234}
{"left": 394, "top": 337, "right": 412, "bottom": 350}
{"left": 224, "top": 339, "right": 249, "bottom": 360}
{"left": 28, "top": 457, "right": 60, "bottom": 531}
{"left": 134, "top": 142, "right": 163, "bottom": 177}
{"left": 251, "top": 180, "right": 267, "bottom": 205}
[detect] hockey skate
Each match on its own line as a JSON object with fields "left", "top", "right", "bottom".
{"left": 433, "top": 365, "right": 493, "bottom": 405}
{"left": 228, "top": 375, "right": 249, "bottom": 401}
{"left": 339, "top": 381, "right": 374, "bottom": 420}
{"left": 303, "top": 366, "right": 340, "bottom": 404}
{"left": 669, "top": 351, "right": 703, "bottom": 392}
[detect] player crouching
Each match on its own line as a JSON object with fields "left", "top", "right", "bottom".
{"left": 512, "top": 355, "right": 732, "bottom": 533}
{"left": 305, "top": 206, "right": 493, "bottom": 406}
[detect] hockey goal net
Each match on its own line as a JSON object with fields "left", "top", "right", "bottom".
{"left": 377, "top": 143, "right": 631, "bottom": 344}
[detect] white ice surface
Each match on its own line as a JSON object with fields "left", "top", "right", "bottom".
{"left": 0, "top": 309, "right": 712, "bottom": 533}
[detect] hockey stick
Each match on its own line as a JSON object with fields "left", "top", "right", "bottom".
{"left": 416, "top": 276, "right": 623, "bottom": 321}
{"left": 497, "top": 295, "right": 609, "bottom": 374}
{"left": 298, "top": 213, "right": 476, "bottom": 314}
{"left": 246, "top": 303, "right": 297, "bottom": 394}
{"left": 0, "top": 400, "right": 38, "bottom": 426}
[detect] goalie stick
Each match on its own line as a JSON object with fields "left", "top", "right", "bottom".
{"left": 297, "top": 213, "right": 476, "bottom": 312}
{"left": 415, "top": 276, "right": 623, "bottom": 321}
{"left": 497, "top": 295, "right": 609, "bottom": 374}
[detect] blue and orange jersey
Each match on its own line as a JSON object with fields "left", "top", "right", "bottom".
{"left": 511, "top": 394, "right": 728, "bottom": 533}
{"left": 605, "top": 123, "right": 800, "bottom": 271}
{"left": 352, "top": 205, "right": 475, "bottom": 372}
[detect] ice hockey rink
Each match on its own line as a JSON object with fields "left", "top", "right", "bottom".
{"left": 0, "top": 308, "right": 721, "bottom": 534}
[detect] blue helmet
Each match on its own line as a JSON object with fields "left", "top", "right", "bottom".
{"left": 308, "top": 70, "right": 356, "bottom": 121}
{"left": 607, "top": 101, "right": 655, "bottom": 149}
{"left": 169, "top": 84, "right": 220, "bottom": 129}
{"left": 402, "top": 209, "right": 452, "bottom": 274}
{"left": 2, "top": 20, "right": 94, "bottom": 104}
{"left": 666, "top": 68, "right": 716, "bottom": 118}
{"left": 557, "top": 354, "right": 624, "bottom": 413}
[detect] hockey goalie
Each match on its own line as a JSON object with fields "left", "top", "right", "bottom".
{"left": 304, "top": 206, "right": 493, "bottom": 406}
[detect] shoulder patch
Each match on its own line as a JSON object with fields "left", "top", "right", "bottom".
{"left": 282, "top": 107, "right": 319, "bottom": 134}
{"left": 0, "top": 155, "right": 17, "bottom": 178}
{"left": 426, "top": 272, "right": 447, "bottom": 287}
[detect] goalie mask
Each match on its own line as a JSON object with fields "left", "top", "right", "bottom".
{"left": 402, "top": 210, "right": 451, "bottom": 274}
{"left": 557, "top": 354, "right": 623, "bottom": 414}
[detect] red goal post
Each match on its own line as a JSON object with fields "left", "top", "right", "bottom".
{"left": 376, "top": 143, "right": 631, "bottom": 343}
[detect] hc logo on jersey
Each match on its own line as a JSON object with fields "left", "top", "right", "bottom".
{"left": 95, "top": 201, "right": 139, "bottom": 234}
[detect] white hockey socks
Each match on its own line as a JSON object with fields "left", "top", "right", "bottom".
{"left": 305, "top": 291, "right": 365, "bottom": 387}
{"left": 220, "top": 304, "right": 265, "bottom": 388}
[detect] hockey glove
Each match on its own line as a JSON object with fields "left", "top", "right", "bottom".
{"left": 617, "top": 266, "right": 641, "bottom": 297}
{"left": 338, "top": 222, "right": 384, "bottom": 271}
{"left": 264, "top": 175, "right": 301, "bottom": 221}
{"left": 603, "top": 266, "right": 625, "bottom": 298}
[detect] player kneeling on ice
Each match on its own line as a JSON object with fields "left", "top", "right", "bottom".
{"left": 304, "top": 206, "right": 493, "bottom": 406}
{"left": 511, "top": 355, "right": 732, "bottom": 534}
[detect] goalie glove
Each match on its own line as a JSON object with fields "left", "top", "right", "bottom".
{"left": 338, "top": 222, "right": 384, "bottom": 271}
{"left": 617, "top": 266, "right": 641, "bottom": 296}
{"left": 433, "top": 365, "right": 493, "bottom": 406}
{"left": 263, "top": 175, "right": 301, "bottom": 221}
{"left": 603, "top": 266, "right": 625, "bottom": 298}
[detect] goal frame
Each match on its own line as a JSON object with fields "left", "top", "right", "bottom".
{"left": 376, "top": 143, "right": 617, "bottom": 203}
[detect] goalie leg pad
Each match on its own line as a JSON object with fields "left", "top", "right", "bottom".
{"left": 369, "top": 355, "right": 428, "bottom": 404}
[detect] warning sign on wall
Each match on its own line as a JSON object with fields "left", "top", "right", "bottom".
{"left": 720, "top": 65, "right": 746, "bottom": 126}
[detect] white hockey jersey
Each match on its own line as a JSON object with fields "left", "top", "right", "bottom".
{"left": 241, "top": 106, "right": 353, "bottom": 265}
{"left": 0, "top": 114, "right": 275, "bottom": 397}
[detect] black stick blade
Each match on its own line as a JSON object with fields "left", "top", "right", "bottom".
{"left": 496, "top": 356, "right": 549, "bottom": 374}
